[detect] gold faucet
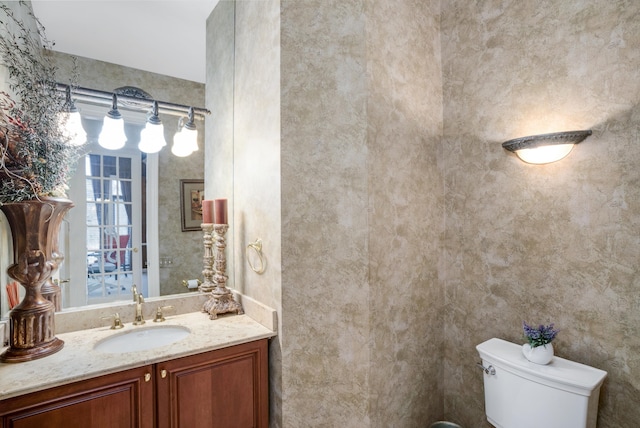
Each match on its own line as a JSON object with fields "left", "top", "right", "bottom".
{"left": 132, "top": 285, "right": 145, "bottom": 325}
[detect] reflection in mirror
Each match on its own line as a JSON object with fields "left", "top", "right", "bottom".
{"left": 0, "top": 51, "right": 206, "bottom": 317}
{"left": 84, "top": 152, "right": 139, "bottom": 304}
{"left": 0, "top": 0, "right": 239, "bottom": 319}
{"left": 59, "top": 53, "right": 207, "bottom": 310}
{"left": 66, "top": 122, "right": 146, "bottom": 308}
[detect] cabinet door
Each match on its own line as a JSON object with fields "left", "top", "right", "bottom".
{"left": 0, "top": 365, "right": 154, "bottom": 428}
{"left": 156, "top": 339, "right": 268, "bottom": 428}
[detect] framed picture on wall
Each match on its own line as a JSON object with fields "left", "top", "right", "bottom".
{"left": 180, "top": 179, "right": 205, "bottom": 231}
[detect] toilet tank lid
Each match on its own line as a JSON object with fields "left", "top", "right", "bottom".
{"left": 476, "top": 338, "right": 607, "bottom": 394}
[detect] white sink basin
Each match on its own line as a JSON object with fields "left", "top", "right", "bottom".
{"left": 94, "top": 325, "right": 191, "bottom": 354}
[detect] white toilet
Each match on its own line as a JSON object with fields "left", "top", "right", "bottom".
{"left": 476, "top": 338, "right": 607, "bottom": 428}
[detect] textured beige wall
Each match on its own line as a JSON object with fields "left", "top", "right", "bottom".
{"left": 205, "top": 0, "right": 235, "bottom": 287}
{"left": 212, "top": 0, "right": 640, "bottom": 427}
{"left": 441, "top": 1, "right": 640, "bottom": 426}
{"left": 281, "top": 1, "right": 370, "bottom": 425}
{"left": 233, "top": 0, "right": 282, "bottom": 322}
{"left": 281, "top": 0, "right": 442, "bottom": 426}
{"left": 232, "top": 1, "right": 284, "bottom": 425}
{"left": 366, "top": 0, "right": 444, "bottom": 425}
{"left": 222, "top": 0, "right": 443, "bottom": 425}
{"left": 226, "top": 0, "right": 443, "bottom": 426}
{"left": 52, "top": 52, "right": 205, "bottom": 298}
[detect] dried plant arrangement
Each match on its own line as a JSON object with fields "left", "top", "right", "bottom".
{"left": 0, "top": 1, "right": 80, "bottom": 203}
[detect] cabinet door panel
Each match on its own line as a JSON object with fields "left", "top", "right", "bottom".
{"left": 157, "top": 340, "right": 268, "bottom": 428}
{"left": 0, "top": 365, "right": 154, "bottom": 428}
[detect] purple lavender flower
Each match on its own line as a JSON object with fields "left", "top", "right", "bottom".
{"left": 523, "top": 321, "right": 559, "bottom": 348}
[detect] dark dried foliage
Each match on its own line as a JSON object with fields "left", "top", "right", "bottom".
{"left": 0, "top": 1, "right": 80, "bottom": 203}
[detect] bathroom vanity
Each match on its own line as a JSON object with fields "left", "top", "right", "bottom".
{"left": 0, "top": 311, "right": 275, "bottom": 428}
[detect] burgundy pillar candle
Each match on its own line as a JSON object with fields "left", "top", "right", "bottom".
{"left": 202, "top": 200, "right": 214, "bottom": 223}
{"left": 214, "top": 198, "right": 228, "bottom": 224}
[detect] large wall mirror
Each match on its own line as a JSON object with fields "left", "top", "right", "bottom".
{"left": 0, "top": 0, "right": 234, "bottom": 317}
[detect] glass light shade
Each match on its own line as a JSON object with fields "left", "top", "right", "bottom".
{"left": 171, "top": 129, "right": 195, "bottom": 157}
{"left": 183, "top": 127, "right": 199, "bottom": 153}
{"left": 515, "top": 144, "right": 574, "bottom": 165}
{"left": 138, "top": 122, "right": 166, "bottom": 154}
{"left": 99, "top": 115, "right": 126, "bottom": 150}
{"left": 60, "top": 110, "right": 86, "bottom": 146}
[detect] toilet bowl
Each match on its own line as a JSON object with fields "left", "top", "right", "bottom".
{"left": 476, "top": 338, "right": 607, "bottom": 428}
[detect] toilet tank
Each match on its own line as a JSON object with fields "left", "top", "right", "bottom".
{"left": 476, "top": 338, "right": 607, "bottom": 428}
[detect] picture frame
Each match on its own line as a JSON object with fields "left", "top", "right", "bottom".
{"left": 180, "top": 179, "right": 205, "bottom": 232}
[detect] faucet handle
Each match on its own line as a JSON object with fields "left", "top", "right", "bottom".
{"left": 153, "top": 305, "right": 175, "bottom": 323}
{"left": 132, "top": 284, "right": 138, "bottom": 302}
{"left": 101, "top": 313, "right": 124, "bottom": 330}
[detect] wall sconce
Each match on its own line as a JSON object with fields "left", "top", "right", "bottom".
{"left": 55, "top": 83, "right": 209, "bottom": 156}
{"left": 502, "top": 130, "right": 592, "bottom": 164}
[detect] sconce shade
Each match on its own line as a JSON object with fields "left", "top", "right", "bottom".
{"left": 61, "top": 110, "right": 85, "bottom": 146}
{"left": 171, "top": 107, "right": 198, "bottom": 157}
{"left": 502, "top": 130, "right": 592, "bottom": 164}
{"left": 139, "top": 101, "right": 167, "bottom": 154}
{"left": 98, "top": 94, "right": 126, "bottom": 150}
{"left": 60, "top": 85, "right": 86, "bottom": 146}
{"left": 171, "top": 128, "right": 197, "bottom": 157}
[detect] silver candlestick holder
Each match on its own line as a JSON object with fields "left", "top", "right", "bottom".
{"left": 202, "top": 224, "right": 244, "bottom": 319}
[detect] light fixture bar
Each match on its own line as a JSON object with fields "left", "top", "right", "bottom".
{"left": 55, "top": 83, "right": 210, "bottom": 119}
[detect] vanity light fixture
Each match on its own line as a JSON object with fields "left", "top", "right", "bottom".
{"left": 98, "top": 94, "right": 127, "bottom": 150}
{"left": 55, "top": 83, "right": 209, "bottom": 156}
{"left": 502, "top": 130, "right": 592, "bottom": 164}
{"left": 138, "top": 101, "right": 167, "bottom": 154}
{"left": 171, "top": 107, "right": 198, "bottom": 157}
{"left": 60, "top": 85, "right": 85, "bottom": 146}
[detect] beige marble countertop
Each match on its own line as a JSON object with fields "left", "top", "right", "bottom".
{"left": 0, "top": 312, "right": 275, "bottom": 401}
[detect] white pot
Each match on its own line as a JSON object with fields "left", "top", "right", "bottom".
{"left": 522, "top": 343, "right": 554, "bottom": 365}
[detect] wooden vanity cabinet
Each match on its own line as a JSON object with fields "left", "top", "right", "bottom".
{"left": 156, "top": 339, "right": 269, "bottom": 428}
{"left": 0, "top": 365, "right": 154, "bottom": 428}
{"left": 0, "top": 339, "right": 268, "bottom": 428}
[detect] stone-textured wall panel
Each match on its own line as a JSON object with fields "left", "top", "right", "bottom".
{"left": 281, "top": 1, "right": 370, "bottom": 426}
{"left": 206, "top": 0, "right": 236, "bottom": 291}
{"left": 366, "top": 0, "right": 444, "bottom": 426}
{"left": 232, "top": 1, "right": 284, "bottom": 425}
{"left": 233, "top": 0, "right": 282, "bottom": 317}
{"left": 441, "top": 1, "right": 640, "bottom": 426}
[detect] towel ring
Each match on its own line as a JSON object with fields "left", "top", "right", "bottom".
{"left": 246, "top": 238, "right": 265, "bottom": 274}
